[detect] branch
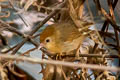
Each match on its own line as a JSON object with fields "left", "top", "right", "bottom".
{"left": 39, "top": 47, "right": 120, "bottom": 58}
{"left": 0, "top": 54, "right": 120, "bottom": 72}
{"left": 8, "top": 0, "right": 29, "bottom": 27}
{"left": 101, "top": 8, "right": 120, "bottom": 32}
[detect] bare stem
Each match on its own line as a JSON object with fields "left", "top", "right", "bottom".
{"left": 0, "top": 54, "right": 120, "bottom": 72}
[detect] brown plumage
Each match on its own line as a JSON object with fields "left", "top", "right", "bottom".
{"left": 40, "top": 22, "right": 92, "bottom": 55}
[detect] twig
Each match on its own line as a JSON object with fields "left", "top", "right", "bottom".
{"left": 40, "top": 48, "right": 120, "bottom": 58}
{"left": 101, "top": 0, "right": 118, "bottom": 31}
{"left": 0, "top": 4, "right": 11, "bottom": 8}
{"left": 0, "top": 20, "right": 39, "bottom": 52}
{"left": 28, "top": 39, "right": 39, "bottom": 47}
{"left": 107, "top": 0, "right": 120, "bottom": 52}
{"left": 8, "top": 63, "right": 26, "bottom": 77}
{"left": 6, "top": 27, "right": 25, "bottom": 37}
{"left": 78, "top": 54, "right": 120, "bottom": 58}
{"left": 2, "top": 21, "right": 39, "bottom": 47}
{"left": 8, "top": 0, "right": 29, "bottom": 27}
{"left": 0, "top": 19, "right": 25, "bottom": 37}
{"left": 2, "top": 44, "right": 18, "bottom": 53}
{"left": 0, "top": 11, "right": 10, "bottom": 18}
{"left": 86, "top": 0, "right": 109, "bottom": 53}
{"left": 64, "top": 54, "right": 120, "bottom": 58}
{"left": 101, "top": 8, "right": 120, "bottom": 32}
{"left": 32, "top": 33, "right": 41, "bottom": 38}
{"left": 37, "top": 5, "right": 68, "bottom": 11}
{"left": 0, "top": 54, "right": 120, "bottom": 71}
{"left": 21, "top": 47, "right": 36, "bottom": 56}
{"left": 61, "top": 67, "right": 68, "bottom": 80}
{"left": 93, "top": 0, "right": 101, "bottom": 14}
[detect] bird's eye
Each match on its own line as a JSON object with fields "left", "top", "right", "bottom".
{"left": 45, "top": 39, "right": 50, "bottom": 43}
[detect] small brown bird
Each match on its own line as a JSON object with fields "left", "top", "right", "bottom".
{"left": 40, "top": 22, "right": 92, "bottom": 55}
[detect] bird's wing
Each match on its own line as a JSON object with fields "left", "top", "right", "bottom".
{"left": 57, "top": 23, "right": 81, "bottom": 42}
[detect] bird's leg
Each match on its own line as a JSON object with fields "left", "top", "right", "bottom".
{"left": 56, "top": 54, "right": 59, "bottom": 60}
{"left": 56, "top": 53, "right": 62, "bottom": 60}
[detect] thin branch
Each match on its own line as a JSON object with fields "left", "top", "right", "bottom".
{"left": 107, "top": 0, "right": 120, "bottom": 52}
{"left": 78, "top": 54, "right": 119, "bottom": 58}
{"left": 8, "top": 0, "right": 29, "bottom": 27}
{"left": 63, "top": 53, "right": 120, "bottom": 58}
{"left": 3, "top": 23, "right": 39, "bottom": 47}
{"left": 37, "top": 5, "right": 68, "bottom": 11}
{"left": 93, "top": 0, "right": 101, "bottom": 14}
{"left": 0, "top": 19, "right": 25, "bottom": 37}
{"left": 8, "top": 63, "right": 26, "bottom": 77}
{"left": 101, "top": 0, "right": 118, "bottom": 31}
{"left": 101, "top": 8, "right": 120, "bottom": 32}
{"left": 0, "top": 54, "right": 120, "bottom": 71}
{"left": 32, "top": 33, "right": 41, "bottom": 38}
{"left": 28, "top": 38, "right": 39, "bottom": 47}
{"left": 6, "top": 27, "right": 25, "bottom": 37}
{"left": 0, "top": 11, "right": 10, "bottom": 18}
{"left": 2, "top": 44, "right": 18, "bottom": 53}
{"left": 40, "top": 48, "right": 120, "bottom": 58}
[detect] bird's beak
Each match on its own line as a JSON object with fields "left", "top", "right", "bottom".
{"left": 38, "top": 43, "right": 44, "bottom": 50}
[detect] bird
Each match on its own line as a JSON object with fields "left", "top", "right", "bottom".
{"left": 39, "top": 22, "right": 93, "bottom": 56}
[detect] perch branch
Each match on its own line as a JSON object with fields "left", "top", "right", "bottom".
{"left": 0, "top": 54, "right": 120, "bottom": 71}
{"left": 39, "top": 47, "right": 120, "bottom": 58}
